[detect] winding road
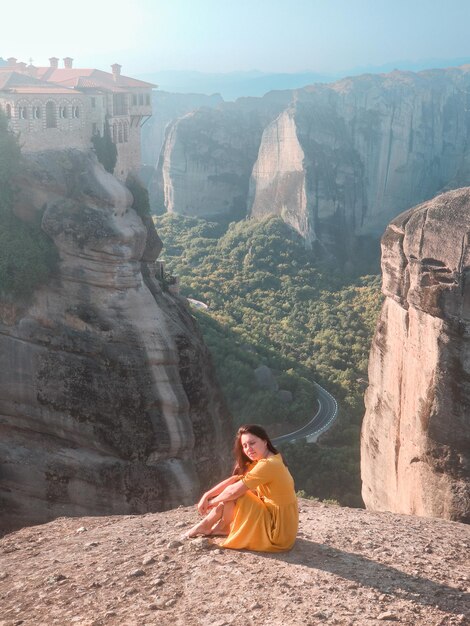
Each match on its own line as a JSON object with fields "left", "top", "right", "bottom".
{"left": 186, "top": 296, "right": 338, "bottom": 446}
{"left": 272, "top": 382, "right": 338, "bottom": 446}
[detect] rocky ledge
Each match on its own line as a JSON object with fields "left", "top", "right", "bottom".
{"left": 0, "top": 501, "right": 469, "bottom": 626}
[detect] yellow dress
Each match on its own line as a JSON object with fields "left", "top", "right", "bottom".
{"left": 221, "top": 453, "right": 298, "bottom": 552}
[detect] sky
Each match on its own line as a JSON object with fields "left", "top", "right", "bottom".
{"left": 2, "top": 0, "right": 470, "bottom": 76}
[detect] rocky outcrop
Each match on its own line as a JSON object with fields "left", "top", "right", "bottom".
{"left": 156, "top": 91, "right": 294, "bottom": 219}
{"left": 140, "top": 91, "right": 223, "bottom": 212}
{"left": 141, "top": 91, "right": 224, "bottom": 168}
{"left": 0, "top": 149, "right": 231, "bottom": 532}
{"left": 248, "top": 109, "right": 311, "bottom": 240}
{"left": 361, "top": 187, "right": 470, "bottom": 522}
{"left": 158, "top": 66, "right": 470, "bottom": 254}
{"left": 1, "top": 501, "right": 469, "bottom": 624}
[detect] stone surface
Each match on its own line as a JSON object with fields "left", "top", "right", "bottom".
{"left": 0, "top": 501, "right": 468, "bottom": 625}
{"left": 248, "top": 109, "right": 309, "bottom": 239}
{"left": 361, "top": 187, "right": 470, "bottom": 522}
{"left": 157, "top": 91, "right": 293, "bottom": 220}
{"left": 0, "top": 149, "right": 231, "bottom": 532}
{"left": 157, "top": 66, "right": 470, "bottom": 254}
{"left": 254, "top": 365, "right": 278, "bottom": 391}
{"left": 141, "top": 91, "right": 224, "bottom": 213}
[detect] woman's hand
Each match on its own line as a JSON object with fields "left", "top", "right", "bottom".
{"left": 197, "top": 493, "right": 210, "bottom": 515}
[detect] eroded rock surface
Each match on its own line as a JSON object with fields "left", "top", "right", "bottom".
{"left": 0, "top": 149, "right": 231, "bottom": 532}
{"left": 361, "top": 187, "right": 470, "bottom": 522}
{"left": 158, "top": 66, "right": 470, "bottom": 253}
{"left": 157, "top": 91, "right": 294, "bottom": 220}
{"left": 0, "top": 501, "right": 469, "bottom": 625}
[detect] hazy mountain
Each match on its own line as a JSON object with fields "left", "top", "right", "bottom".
{"left": 138, "top": 57, "right": 470, "bottom": 101}
{"left": 136, "top": 69, "right": 333, "bottom": 100}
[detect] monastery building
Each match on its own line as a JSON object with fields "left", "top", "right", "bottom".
{"left": 0, "top": 57, "right": 155, "bottom": 180}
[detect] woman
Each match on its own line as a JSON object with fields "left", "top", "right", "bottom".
{"left": 185, "top": 424, "right": 298, "bottom": 552}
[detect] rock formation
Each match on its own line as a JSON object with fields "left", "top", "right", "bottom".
{"left": 248, "top": 109, "right": 310, "bottom": 240}
{"left": 361, "top": 187, "right": 470, "bottom": 522}
{"left": 0, "top": 149, "right": 231, "bottom": 532}
{"left": 141, "top": 91, "right": 224, "bottom": 169}
{"left": 140, "top": 91, "right": 223, "bottom": 212}
{"left": 157, "top": 66, "right": 470, "bottom": 254}
{"left": 1, "top": 501, "right": 469, "bottom": 624}
{"left": 155, "top": 91, "right": 294, "bottom": 220}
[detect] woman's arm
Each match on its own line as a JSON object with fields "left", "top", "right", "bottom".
{"left": 208, "top": 479, "right": 248, "bottom": 507}
{"left": 198, "top": 475, "right": 241, "bottom": 514}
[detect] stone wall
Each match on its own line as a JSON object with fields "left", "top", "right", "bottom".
{"left": 3, "top": 92, "right": 97, "bottom": 153}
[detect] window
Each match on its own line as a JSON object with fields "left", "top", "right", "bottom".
{"left": 145, "top": 94, "right": 150, "bottom": 105}
{"left": 132, "top": 94, "right": 137, "bottom": 106}
{"left": 112, "top": 93, "right": 127, "bottom": 116}
{"left": 59, "top": 105, "right": 68, "bottom": 119}
{"left": 138, "top": 93, "right": 144, "bottom": 105}
{"left": 72, "top": 105, "right": 80, "bottom": 118}
{"left": 18, "top": 106, "right": 27, "bottom": 120}
{"left": 91, "top": 97, "right": 96, "bottom": 108}
{"left": 46, "top": 101, "right": 57, "bottom": 128}
{"left": 32, "top": 106, "right": 41, "bottom": 119}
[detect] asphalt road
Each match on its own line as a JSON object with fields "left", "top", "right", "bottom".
{"left": 272, "top": 382, "right": 338, "bottom": 446}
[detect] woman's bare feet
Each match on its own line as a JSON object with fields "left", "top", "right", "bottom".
{"left": 207, "top": 519, "right": 230, "bottom": 537}
{"left": 183, "top": 520, "right": 208, "bottom": 538}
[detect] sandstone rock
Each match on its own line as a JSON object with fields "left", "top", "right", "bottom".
{"left": 0, "top": 149, "right": 231, "bottom": 532}
{"left": 128, "top": 569, "right": 145, "bottom": 578}
{"left": 142, "top": 554, "right": 156, "bottom": 565}
{"left": 254, "top": 365, "right": 278, "bottom": 391}
{"left": 361, "top": 187, "right": 470, "bottom": 522}
{"left": 158, "top": 93, "right": 292, "bottom": 220}
{"left": 158, "top": 67, "right": 470, "bottom": 256}
{"left": 377, "top": 612, "right": 398, "bottom": 621}
{"left": 142, "top": 91, "right": 224, "bottom": 170}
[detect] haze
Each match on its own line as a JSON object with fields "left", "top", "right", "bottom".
{"left": 2, "top": 0, "right": 470, "bottom": 76}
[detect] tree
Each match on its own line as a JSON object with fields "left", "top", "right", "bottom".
{"left": 91, "top": 116, "right": 117, "bottom": 174}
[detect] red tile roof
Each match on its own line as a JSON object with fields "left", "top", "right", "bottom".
{"left": 35, "top": 68, "right": 156, "bottom": 91}
{"left": 0, "top": 71, "right": 73, "bottom": 93}
{"left": 0, "top": 62, "right": 156, "bottom": 94}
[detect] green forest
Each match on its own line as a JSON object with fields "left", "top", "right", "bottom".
{"left": 155, "top": 213, "right": 383, "bottom": 506}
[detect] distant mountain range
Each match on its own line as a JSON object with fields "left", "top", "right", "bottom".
{"left": 138, "top": 57, "right": 470, "bottom": 100}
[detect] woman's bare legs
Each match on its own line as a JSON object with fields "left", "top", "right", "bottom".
{"left": 184, "top": 501, "right": 235, "bottom": 538}
{"left": 208, "top": 501, "right": 235, "bottom": 536}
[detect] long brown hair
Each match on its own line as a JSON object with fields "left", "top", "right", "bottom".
{"left": 232, "top": 424, "right": 281, "bottom": 475}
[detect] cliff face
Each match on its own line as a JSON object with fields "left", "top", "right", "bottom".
{"left": 361, "top": 187, "right": 470, "bottom": 522}
{"left": 0, "top": 150, "right": 231, "bottom": 532}
{"left": 156, "top": 92, "right": 294, "bottom": 219}
{"left": 157, "top": 67, "right": 470, "bottom": 251}
{"left": 141, "top": 91, "right": 224, "bottom": 168}
{"left": 247, "top": 109, "right": 311, "bottom": 240}
{"left": 140, "top": 91, "right": 223, "bottom": 212}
